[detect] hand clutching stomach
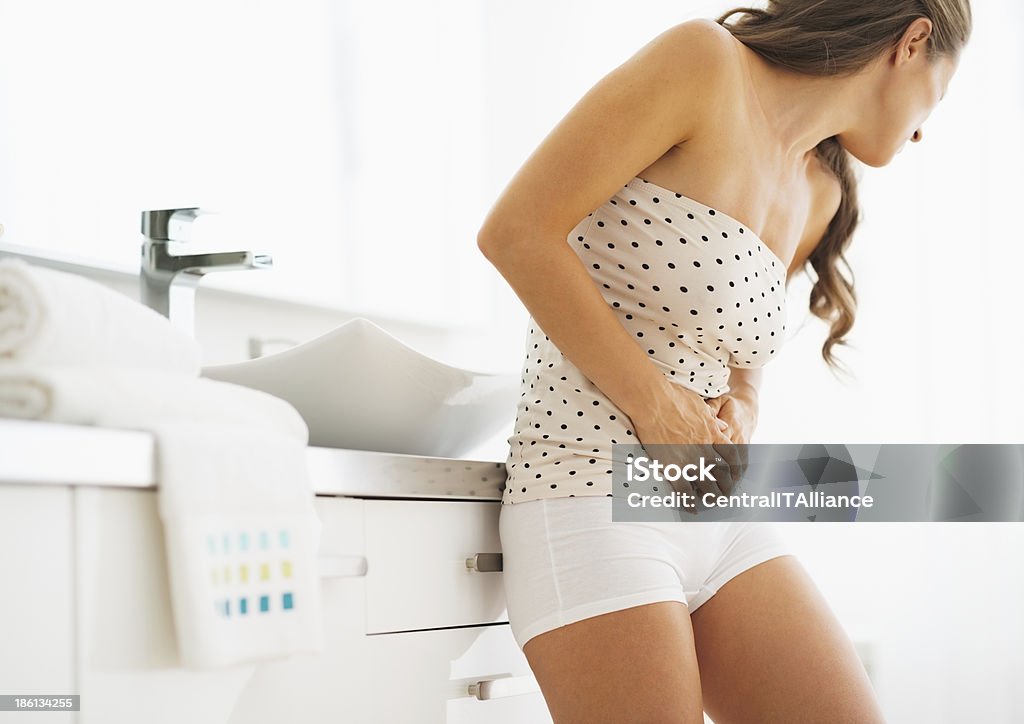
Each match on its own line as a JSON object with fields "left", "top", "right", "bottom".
{"left": 626, "top": 378, "right": 750, "bottom": 514}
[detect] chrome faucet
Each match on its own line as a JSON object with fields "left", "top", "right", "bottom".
{"left": 140, "top": 208, "right": 272, "bottom": 337}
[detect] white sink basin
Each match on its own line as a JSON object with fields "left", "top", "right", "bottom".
{"left": 201, "top": 318, "right": 519, "bottom": 458}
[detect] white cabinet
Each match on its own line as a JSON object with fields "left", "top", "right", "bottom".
{"left": 361, "top": 498, "right": 508, "bottom": 634}
{"left": 0, "top": 485, "right": 75, "bottom": 724}
{"left": 0, "top": 483, "right": 553, "bottom": 723}
{"left": 227, "top": 496, "right": 550, "bottom": 723}
{"left": 71, "top": 485, "right": 268, "bottom": 724}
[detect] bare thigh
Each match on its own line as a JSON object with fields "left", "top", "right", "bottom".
{"left": 689, "top": 555, "right": 886, "bottom": 724}
{"left": 522, "top": 600, "right": 705, "bottom": 724}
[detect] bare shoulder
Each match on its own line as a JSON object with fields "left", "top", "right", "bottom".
{"left": 653, "top": 18, "right": 744, "bottom": 83}
{"left": 642, "top": 18, "right": 746, "bottom": 137}
{"left": 662, "top": 17, "right": 739, "bottom": 51}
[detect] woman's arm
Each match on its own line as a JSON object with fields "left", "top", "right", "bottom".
{"left": 477, "top": 19, "right": 734, "bottom": 424}
{"left": 725, "top": 366, "right": 763, "bottom": 406}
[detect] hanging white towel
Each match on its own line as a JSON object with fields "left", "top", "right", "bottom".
{"left": 154, "top": 420, "right": 325, "bottom": 669}
{"left": 0, "top": 363, "right": 325, "bottom": 669}
{"left": 0, "top": 257, "right": 201, "bottom": 374}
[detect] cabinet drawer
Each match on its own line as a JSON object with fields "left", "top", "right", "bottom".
{"left": 363, "top": 499, "right": 508, "bottom": 634}
{"left": 447, "top": 624, "right": 551, "bottom": 723}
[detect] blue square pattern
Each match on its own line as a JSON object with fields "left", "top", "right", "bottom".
{"left": 215, "top": 593, "right": 295, "bottom": 617}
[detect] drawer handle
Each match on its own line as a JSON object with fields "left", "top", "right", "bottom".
{"left": 465, "top": 553, "right": 503, "bottom": 572}
{"left": 468, "top": 674, "right": 540, "bottom": 700}
{"left": 317, "top": 554, "right": 368, "bottom": 578}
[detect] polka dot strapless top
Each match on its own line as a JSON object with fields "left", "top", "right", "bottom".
{"left": 501, "top": 176, "right": 788, "bottom": 505}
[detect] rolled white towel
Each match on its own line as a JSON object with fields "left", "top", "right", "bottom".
{"left": 0, "top": 364, "right": 308, "bottom": 444}
{"left": 0, "top": 257, "right": 201, "bottom": 374}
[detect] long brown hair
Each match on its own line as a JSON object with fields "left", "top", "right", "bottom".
{"left": 716, "top": 0, "right": 972, "bottom": 377}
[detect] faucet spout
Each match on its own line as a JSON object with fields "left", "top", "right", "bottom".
{"left": 140, "top": 208, "right": 273, "bottom": 337}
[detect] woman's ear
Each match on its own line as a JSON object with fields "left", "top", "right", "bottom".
{"left": 898, "top": 16, "right": 934, "bottom": 64}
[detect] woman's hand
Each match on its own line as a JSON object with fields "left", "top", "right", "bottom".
{"left": 631, "top": 380, "right": 733, "bottom": 446}
{"left": 705, "top": 390, "right": 759, "bottom": 485}
{"left": 706, "top": 391, "right": 759, "bottom": 446}
{"left": 626, "top": 378, "right": 741, "bottom": 509}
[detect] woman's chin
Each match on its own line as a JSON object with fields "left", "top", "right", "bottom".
{"left": 836, "top": 136, "right": 896, "bottom": 168}
{"left": 850, "top": 148, "right": 896, "bottom": 168}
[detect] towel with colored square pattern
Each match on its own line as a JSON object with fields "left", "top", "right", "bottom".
{"left": 155, "top": 419, "right": 325, "bottom": 669}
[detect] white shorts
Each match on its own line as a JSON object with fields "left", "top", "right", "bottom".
{"left": 498, "top": 495, "right": 796, "bottom": 650}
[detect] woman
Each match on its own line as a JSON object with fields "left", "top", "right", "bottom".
{"left": 477, "top": 1, "right": 970, "bottom": 722}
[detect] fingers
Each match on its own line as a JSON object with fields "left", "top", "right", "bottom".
{"left": 658, "top": 443, "right": 713, "bottom": 513}
{"left": 714, "top": 437, "right": 749, "bottom": 485}
{"left": 685, "top": 441, "right": 731, "bottom": 500}
{"left": 705, "top": 396, "right": 727, "bottom": 416}
{"left": 734, "top": 442, "right": 750, "bottom": 483}
{"left": 654, "top": 437, "right": 740, "bottom": 512}
{"left": 708, "top": 428, "right": 742, "bottom": 495}
{"left": 717, "top": 448, "right": 751, "bottom": 494}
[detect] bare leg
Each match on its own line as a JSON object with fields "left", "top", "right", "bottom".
{"left": 523, "top": 600, "right": 706, "bottom": 724}
{"left": 689, "top": 555, "right": 886, "bottom": 723}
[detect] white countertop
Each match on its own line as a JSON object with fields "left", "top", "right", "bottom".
{"left": 0, "top": 419, "right": 508, "bottom": 501}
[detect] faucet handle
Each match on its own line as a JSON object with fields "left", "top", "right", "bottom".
{"left": 141, "top": 208, "right": 221, "bottom": 243}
